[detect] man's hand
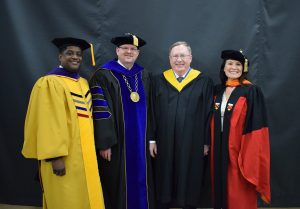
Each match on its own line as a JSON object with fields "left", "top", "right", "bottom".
{"left": 100, "top": 148, "right": 112, "bottom": 161}
{"left": 204, "top": 145, "right": 209, "bottom": 156}
{"left": 51, "top": 157, "right": 66, "bottom": 176}
{"left": 149, "top": 143, "right": 157, "bottom": 158}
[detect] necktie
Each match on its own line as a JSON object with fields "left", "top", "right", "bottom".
{"left": 177, "top": 77, "right": 184, "bottom": 82}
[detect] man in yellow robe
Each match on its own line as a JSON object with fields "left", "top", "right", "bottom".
{"left": 22, "top": 37, "right": 105, "bottom": 209}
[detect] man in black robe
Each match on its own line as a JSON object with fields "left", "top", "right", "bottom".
{"left": 89, "top": 33, "right": 155, "bottom": 209}
{"left": 149, "top": 41, "right": 214, "bottom": 209}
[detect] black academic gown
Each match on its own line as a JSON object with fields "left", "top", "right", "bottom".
{"left": 149, "top": 69, "right": 214, "bottom": 207}
{"left": 89, "top": 60, "right": 155, "bottom": 209}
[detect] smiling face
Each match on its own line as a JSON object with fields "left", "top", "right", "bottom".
{"left": 169, "top": 44, "right": 192, "bottom": 76}
{"left": 59, "top": 46, "right": 83, "bottom": 73}
{"left": 116, "top": 44, "right": 140, "bottom": 69}
{"left": 224, "top": 59, "right": 243, "bottom": 80}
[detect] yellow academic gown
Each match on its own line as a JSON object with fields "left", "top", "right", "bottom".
{"left": 22, "top": 74, "right": 105, "bottom": 209}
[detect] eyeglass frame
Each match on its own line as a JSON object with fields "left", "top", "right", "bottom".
{"left": 118, "top": 46, "right": 139, "bottom": 52}
{"left": 169, "top": 54, "right": 192, "bottom": 60}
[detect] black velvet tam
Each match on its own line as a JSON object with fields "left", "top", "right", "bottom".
{"left": 52, "top": 37, "right": 90, "bottom": 51}
{"left": 221, "top": 50, "right": 247, "bottom": 65}
{"left": 111, "top": 33, "right": 146, "bottom": 48}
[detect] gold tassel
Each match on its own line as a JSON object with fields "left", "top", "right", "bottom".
{"left": 244, "top": 59, "right": 248, "bottom": 72}
{"left": 127, "top": 33, "right": 139, "bottom": 47}
{"left": 90, "top": 43, "right": 96, "bottom": 66}
{"left": 240, "top": 49, "right": 248, "bottom": 72}
{"left": 132, "top": 35, "right": 139, "bottom": 47}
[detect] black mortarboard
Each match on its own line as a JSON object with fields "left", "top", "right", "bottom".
{"left": 111, "top": 33, "right": 146, "bottom": 48}
{"left": 52, "top": 37, "right": 96, "bottom": 66}
{"left": 52, "top": 37, "right": 90, "bottom": 51}
{"left": 221, "top": 49, "right": 249, "bottom": 72}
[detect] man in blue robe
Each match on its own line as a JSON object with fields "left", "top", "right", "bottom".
{"left": 89, "top": 33, "right": 154, "bottom": 209}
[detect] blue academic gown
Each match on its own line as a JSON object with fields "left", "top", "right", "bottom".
{"left": 89, "top": 60, "right": 153, "bottom": 209}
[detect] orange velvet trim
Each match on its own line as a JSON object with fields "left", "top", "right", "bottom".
{"left": 226, "top": 79, "right": 251, "bottom": 87}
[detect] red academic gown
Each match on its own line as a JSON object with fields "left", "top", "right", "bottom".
{"left": 210, "top": 84, "right": 271, "bottom": 209}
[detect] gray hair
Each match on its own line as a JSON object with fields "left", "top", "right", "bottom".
{"left": 169, "top": 41, "right": 192, "bottom": 55}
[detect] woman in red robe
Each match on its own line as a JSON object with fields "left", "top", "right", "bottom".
{"left": 210, "top": 50, "right": 271, "bottom": 209}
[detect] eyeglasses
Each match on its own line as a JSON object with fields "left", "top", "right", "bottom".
{"left": 118, "top": 46, "right": 139, "bottom": 52}
{"left": 170, "top": 54, "right": 191, "bottom": 60}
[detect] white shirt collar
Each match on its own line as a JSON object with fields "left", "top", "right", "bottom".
{"left": 117, "top": 60, "right": 131, "bottom": 70}
{"left": 173, "top": 67, "right": 191, "bottom": 78}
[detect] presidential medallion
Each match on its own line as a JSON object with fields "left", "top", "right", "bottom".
{"left": 130, "top": 92, "right": 140, "bottom": 102}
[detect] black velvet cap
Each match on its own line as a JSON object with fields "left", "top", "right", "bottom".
{"left": 111, "top": 33, "right": 146, "bottom": 48}
{"left": 221, "top": 50, "right": 247, "bottom": 64}
{"left": 221, "top": 49, "right": 250, "bottom": 72}
{"left": 52, "top": 37, "right": 90, "bottom": 51}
